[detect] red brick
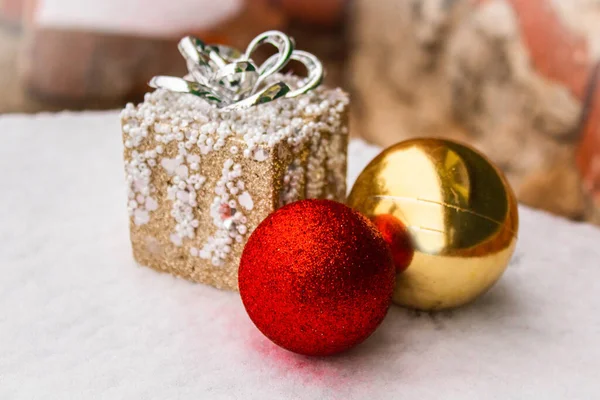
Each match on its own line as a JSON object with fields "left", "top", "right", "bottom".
{"left": 0, "top": 0, "right": 25, "bottom": 22}
{"left": 577, "top": 67, "right": 600, "bottom": 206}
{"left": 476, "top": 0, "right": 593, "bottom": 100}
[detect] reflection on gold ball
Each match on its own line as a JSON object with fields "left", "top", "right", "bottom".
{"left": 348, "top": 138, "right": 519, "bottom": 311}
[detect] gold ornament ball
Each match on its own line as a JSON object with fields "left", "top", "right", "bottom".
{"left": 347, "top": 138, "right": 519, "bottom": 311}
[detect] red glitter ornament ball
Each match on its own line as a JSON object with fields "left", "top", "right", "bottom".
{"left": 371, "top": 214, "right": 414, "bottom": 273}
{"left": 239, "top": 199, "right": 395, "bottom": 356}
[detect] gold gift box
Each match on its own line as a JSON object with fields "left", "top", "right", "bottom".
{"left": 121, "top": 77, "right": 349, "bottom": 290}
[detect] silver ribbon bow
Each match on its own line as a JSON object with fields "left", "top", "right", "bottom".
{"left": 149, "top": 31, "right": 324, "bottom": 111}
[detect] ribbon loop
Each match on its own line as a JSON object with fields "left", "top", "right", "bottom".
{"left": 148, "top": 31, "right": 323, "bottom": 111}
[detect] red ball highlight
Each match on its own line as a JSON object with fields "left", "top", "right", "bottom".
{"left": 371, "top": 214, "right": 414, "bottom": 273}
{"left": 239, "top": 199, "right": 395, "bottom": 356}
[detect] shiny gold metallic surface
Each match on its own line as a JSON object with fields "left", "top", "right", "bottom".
{"left": 347, "top": 138, "right": 519, "bottom": 310}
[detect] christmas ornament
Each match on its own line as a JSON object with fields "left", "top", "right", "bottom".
{"left": 239, "top": 199, "right": 395, "bottom": 356}
{"left": 122, "top": 31, "right": 349, "bottom": 290}
{"left": 347, "top": 138, "right": 519, "bottom": 311}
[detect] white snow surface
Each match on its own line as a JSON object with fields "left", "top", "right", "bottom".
{"left": 1, "top": 111, "right": 600, "bottom": 399}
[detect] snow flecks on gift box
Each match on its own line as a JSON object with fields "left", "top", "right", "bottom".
{"left": 124, "top": 147, "right": 160, "bottom": 226}
{"left": 198, "top": 159, "right": 250, "bottom": 267}
{"left": 280, "top": 159, "right": 305, "bottom": 206}
{"left": 161, "top": 153, "right": 206, "bottom": 247}
{"left": 121, "top": 74, "right": 350, "bottom": 290}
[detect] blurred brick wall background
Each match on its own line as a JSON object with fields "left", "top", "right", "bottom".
{"left": 1, "top": 0, "right": 599, "bottom": 225}
{"left": 348, "top": 0, "right": 600, "bottom": 223}
{"left": 0, "top": 0, "right": 347, "bottom": 112}
{"left": 0, "top": 0, "right": 48, "bottom": 112}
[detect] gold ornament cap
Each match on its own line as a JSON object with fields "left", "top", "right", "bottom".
{"left": 347, "top": 138, "right": 519, "bottom": 310}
